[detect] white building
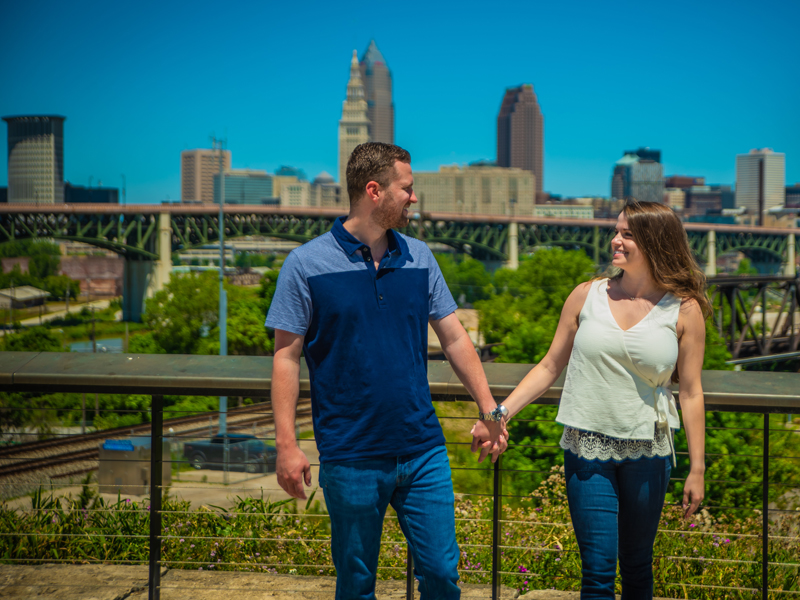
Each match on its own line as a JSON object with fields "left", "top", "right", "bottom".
{"left": 735, "top": 149, "right": 785, "bottom": 218}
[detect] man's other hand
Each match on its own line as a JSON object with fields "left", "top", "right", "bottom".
{"left": 470, "top": 420, "right": 509, "bottom": 463}
{"left": 277, "top": 444, "right": 312, "bottom": 499}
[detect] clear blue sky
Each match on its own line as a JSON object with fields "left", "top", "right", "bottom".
{"left": 1, "top": 0, "right": 798, "bottom": 203}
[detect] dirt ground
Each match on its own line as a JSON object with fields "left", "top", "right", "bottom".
{"left": 0, "top": 563, "right": 593, "bottom": 600}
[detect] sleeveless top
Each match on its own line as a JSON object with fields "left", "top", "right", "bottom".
{"left": 556, "top": 278, "right": 682, "bottom": 465}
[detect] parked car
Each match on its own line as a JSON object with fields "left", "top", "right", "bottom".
{"left": 183, "top": 434, "right": 277, "bottom": 474}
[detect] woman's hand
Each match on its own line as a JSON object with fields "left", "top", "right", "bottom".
{"left": 682, "top": 471, "right": 705, "bottom": 518}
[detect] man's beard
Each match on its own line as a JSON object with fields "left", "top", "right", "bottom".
{"left": 372, "top": 191, "right": 409, "bottom": 230}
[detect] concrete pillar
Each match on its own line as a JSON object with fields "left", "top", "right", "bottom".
{"left": 704, "top": 230, "right": 717, "bottom": 277}
{"left": 147, "top": 212, "right": 173, "bottom": 297}
{"left": 506, "top": 221, "right": 519, "bottom": 270}
{"left": 785, "top": 233, "right": 796, "bottom": 277}
{"left": 122, "top": 260, "right": 153, "bottom": 322}
{"left": 122, "top": 214, "right": 173, "bottom": 322}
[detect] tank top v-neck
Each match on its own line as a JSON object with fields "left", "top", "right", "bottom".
{"left": 556, "top": 278, "right": 682, "bottom": 446}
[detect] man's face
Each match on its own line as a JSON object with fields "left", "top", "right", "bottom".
{"left": 372, "top": 161, "right": 417, "bottom": 230}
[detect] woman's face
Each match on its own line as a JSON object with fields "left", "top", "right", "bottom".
{"left": 611, "top": 212, "right": 646, "bottom": 273}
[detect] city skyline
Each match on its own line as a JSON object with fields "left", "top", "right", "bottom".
{"left": 0, "top": 0, "right": 798, "bottom": 203}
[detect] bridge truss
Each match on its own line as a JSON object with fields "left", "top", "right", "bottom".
{"left": 0, "top": 207, "right": 794, "bottom": 269}
{"left": 709, "top": 276, "right": 800, "bottom": 359}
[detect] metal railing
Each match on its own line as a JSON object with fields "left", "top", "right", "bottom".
{"left": 1, "top": 352, "right": 800, "bottom": 599}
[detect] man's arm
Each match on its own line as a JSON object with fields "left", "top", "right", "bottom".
{"left": 272, "top": 329, "right": 312, "bottom": 499}
{"left": 430, "top": 312, "right": 506, "bottom": 462}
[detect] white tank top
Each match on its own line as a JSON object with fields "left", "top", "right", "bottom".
{"left": 556, "top": 278, "right": 682, "bottom": 446}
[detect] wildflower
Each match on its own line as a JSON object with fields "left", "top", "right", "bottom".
{"left": 256, "top": 553, "right": 260, "bottom": 556}
{"left": 210, "top": 552, "right": 215, "bottom": 557}
{"left": 725, "top": 539, "right": 731, "bottom": 543}
{"left": 689, "top": 523, "right": 696, "bottom": 528}
{"left": 190, "top": 544, "right": 195, "bottom": 548}
{"left": 519, "top": 565, "right": 528, "bottom": 573}
{"left": 198, "top": 567, "right": 203, "bottom": 571}
{"left": 179, "top": 539, "right": 185, "bottom": 543}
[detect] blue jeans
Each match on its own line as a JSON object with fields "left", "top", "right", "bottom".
{"left": 319, "top": 445, "right": 460, "bottom": 600}
{"left": 564, "top": 451, "right": 671, "bottom": 600}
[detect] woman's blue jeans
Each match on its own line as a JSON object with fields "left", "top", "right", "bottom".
{"left": 319, "top": 445, "right": 461, "bottom": 600}
{"left": 564, "top": 451, "right": 671, "bottom": 600}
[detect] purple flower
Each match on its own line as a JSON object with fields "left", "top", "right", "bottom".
{"left": 179, "top": 538, "right": 185, "bottom": 543}
{"left": 689, "top": 523, "right": 696, "bottom": 528}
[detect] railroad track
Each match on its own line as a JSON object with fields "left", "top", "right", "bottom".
{"left": 0, "top": 400, "right": 312, "bottom": 482}
{"left": 0, "top": 402, "right": 278, "bottom": 459}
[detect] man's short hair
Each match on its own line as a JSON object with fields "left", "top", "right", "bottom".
{"left": 346, "top": 142, "right": 411, "bottom": 205}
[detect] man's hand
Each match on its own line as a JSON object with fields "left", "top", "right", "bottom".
{"left": 277, "top": 444, "right": 312, "bottom": 499}
{"left": 470, "top": 419, "right": 508, "bottom": 463}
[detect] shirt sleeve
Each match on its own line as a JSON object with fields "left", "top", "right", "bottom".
{"left": 427, "top": 248, "right": 458, "bottom": 321}
{"left": 264, "top": 250, "right": 312, "bottom": 335}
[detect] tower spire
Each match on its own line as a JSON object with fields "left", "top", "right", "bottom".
{"left": 339, "top": 50, "right": 370, "bottom": 195}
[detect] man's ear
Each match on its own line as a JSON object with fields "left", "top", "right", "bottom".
{"left": 365, "top": 180, "right": 381, "bottom": 203}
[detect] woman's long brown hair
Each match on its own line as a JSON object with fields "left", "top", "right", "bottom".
{"left": 613, "top": 199, "right": 712, "bottom": 319}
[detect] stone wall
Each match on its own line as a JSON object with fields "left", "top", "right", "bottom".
{"left": 59, "top": 255, "right": 124, "bottom": 297}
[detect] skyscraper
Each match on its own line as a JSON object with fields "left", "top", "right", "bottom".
{"left": 359, "top": 40, "right": 394, "bottom": 145}
{"left": 3, "top": 115, "right": 66, "bottom": 204}
{"left": 735, "top": 148, "right": 786, "bottom": 224}
{"left": 610, "top": 151, "right": 664, "bottom": 203}
{"left": 338, "top": 50, "right": 370, "bottom": 195}
{"left": 497, "top": 85, "right": 544, "bottom": 193}
{"left": 181, "top": 149, "right": 231, "bottom": 203}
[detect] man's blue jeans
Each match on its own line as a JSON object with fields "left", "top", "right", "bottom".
{"left": 319, "top": 445, "right": 460, "bottom": 600}
{"left": 564, "top": 451, "right": 671, "bottom": 599}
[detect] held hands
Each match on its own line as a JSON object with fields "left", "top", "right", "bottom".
{"left": 470, "top": 419, "right": 509, "bottom": 463}
{"left": 276, "top": 444, "right": 312, "bottom": 499}
{"left": 682, "top": 471, "right": 705, "bottom": 519}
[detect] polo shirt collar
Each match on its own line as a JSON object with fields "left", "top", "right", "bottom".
{"left": 331, "top": 216, "right": 407, "bottom": 260}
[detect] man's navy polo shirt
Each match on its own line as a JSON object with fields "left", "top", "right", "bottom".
{"left": 265, "top": 216, "right": 457, "bottom": 463}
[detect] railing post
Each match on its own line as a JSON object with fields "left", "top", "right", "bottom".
{"left": 149, "top": 394, "right": 164, "bottom": 600}
{"left": 406, "top": 548, "right": 414, "bottom": 600}
{"left": 492, "top": 455, "right": 502, "bottom": 600}
{"left": 762, "top": 412, "right": 769, "bottom": 600}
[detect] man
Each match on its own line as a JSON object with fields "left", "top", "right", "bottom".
{"left": 266, "top": 142, "right": 506, "bottom": 599}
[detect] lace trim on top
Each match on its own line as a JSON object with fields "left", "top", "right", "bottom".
{"left": 560, "top": 425, "right": 672, "bottom": 462}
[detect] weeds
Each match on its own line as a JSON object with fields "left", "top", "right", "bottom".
{"left": 0, "top": 469, "right": 797, "bottom": 597}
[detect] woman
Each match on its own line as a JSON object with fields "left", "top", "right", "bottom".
{"left": 482, "top": 200, "right": 707, "bottom": 598}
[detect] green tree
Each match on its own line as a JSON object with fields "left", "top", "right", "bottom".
{"left": 140, "top": 270, "right": 277, "bottom": 356}
{"left": 2, "top": 327, "right": 64, "bottom": 352}
{"left": 477, "top": 247, "right": 596, "bottom": 363}
{"left": 435, "top": 254, "right": 494, "bottom": 306}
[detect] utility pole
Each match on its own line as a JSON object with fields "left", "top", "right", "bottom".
{"left": 212, "top": 136, "right": 228, "bottom": 436}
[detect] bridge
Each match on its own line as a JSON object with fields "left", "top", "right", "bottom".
{"left": 0, "top": 204, "right": 797, "bottom": 323}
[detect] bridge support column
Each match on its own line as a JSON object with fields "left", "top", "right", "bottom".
{"left": 147, "top": 212, "right": 173, "bottom": 297}
{"left": 705, "top": 230, "right": 717, "bottom": 277}
{"left": 122, "top": 260, "right": 153, "bottom": 322}
{"left": 785, "top": 233, "right": 796, "bottom": 277}
{"left": 122, "top": 214, "right": 173, "bottom": 323}
{"left": 506, "top": 221, "right": 519, "bottom": 270}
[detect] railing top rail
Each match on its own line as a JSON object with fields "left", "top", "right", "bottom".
{"left": 1, "top": 352, "right": 798, "bottom": 412}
